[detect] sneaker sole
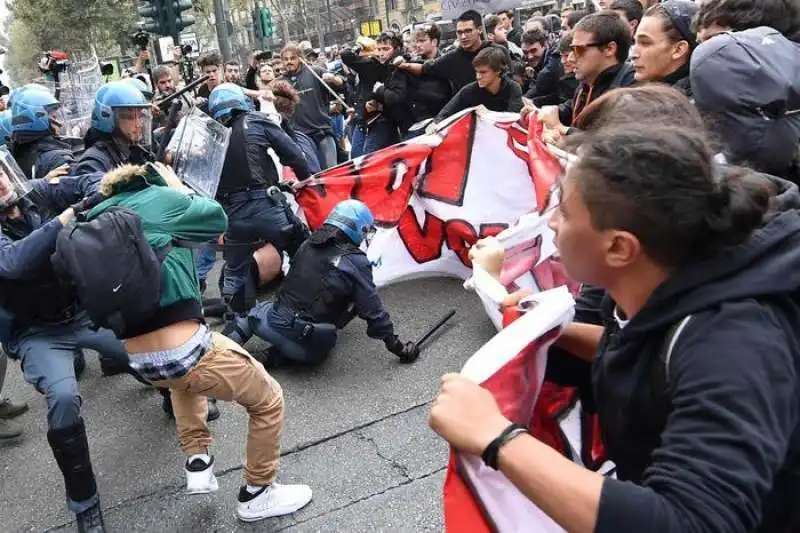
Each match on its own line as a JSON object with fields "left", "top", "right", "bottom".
{"left": 186, "top": 477, "right": 219, "bottom": 495}
{"left": 236, "top": 495, "right": 313, "bottom": 522}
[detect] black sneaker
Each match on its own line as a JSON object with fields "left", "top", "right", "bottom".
{"left": 76, "top": 502, "right": 106, "bottom": 533}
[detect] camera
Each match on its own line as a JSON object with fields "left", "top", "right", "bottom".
{"left": 256, "top": 50, "right": 273, "bottom": 62}
{"left": 100, "top": 61, "right": 115, "bottom": 76}
{"left": 39, "top": 51, "right": 70, "bottom": 76}
{"left": 179, "top": 43, "right": 193, "bottom": 56}
{"left": 131, "top": 30, "right": 150, "bottom": 51}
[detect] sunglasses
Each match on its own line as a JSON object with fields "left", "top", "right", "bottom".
{"left": 569, "top": 42, "right": 607, "bottom": 56}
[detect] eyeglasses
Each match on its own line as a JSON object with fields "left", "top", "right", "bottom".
{"left": 569, "top": 42, "right": 606, "bottom": 56}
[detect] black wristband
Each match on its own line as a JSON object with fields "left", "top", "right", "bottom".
{"left": 481, "top": 423, "right": 528, "bottom": 470}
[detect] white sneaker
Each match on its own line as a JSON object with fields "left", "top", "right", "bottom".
{"left": 236, "top": 482, "right": 313, "bottom": 522}
{"left": 185, "top": 456, "right": 219, "bottom": 494}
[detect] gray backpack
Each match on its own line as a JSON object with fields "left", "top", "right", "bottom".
{"left": 691, "top": 27, "right": 800, "bottom": 179}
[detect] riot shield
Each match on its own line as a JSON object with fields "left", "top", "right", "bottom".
{"left": 0, "top": 146, "right": 35, "bottom": 208}
{"left": 168, "top": 108, "right": 230, "bottom": 198}
{"left": 43, "top": 52, "right": 104, "bottom": 138}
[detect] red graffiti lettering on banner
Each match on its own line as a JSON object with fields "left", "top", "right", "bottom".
{"left": 296, "top": 143, "right": 431, "bottom": 229}
{"left": 354, "top": 143, "right": 431, "bottom": 226}
{"left": 397, "top": 206, "right": 446, "bottom": 263}
{"left": 418, "top": 113, "right": 475, "bottom": 206}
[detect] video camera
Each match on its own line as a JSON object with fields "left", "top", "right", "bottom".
{"left": 131, "top": 30, "right": 150, "bottom": 51}
{"left": 255, "top": 50, "right": 273, "bottom": 62}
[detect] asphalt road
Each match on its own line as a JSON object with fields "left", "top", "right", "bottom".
{"left": 0, "top": 260, "right": 497, "bottom": 532}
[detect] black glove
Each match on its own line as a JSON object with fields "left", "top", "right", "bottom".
{"left": 70, "top": 191, "right": 106, "bottom": 214}
{"left": 384, "top": 335, "right": 420, "bottom": 364}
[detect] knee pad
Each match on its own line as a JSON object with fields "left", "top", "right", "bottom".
{"left": 47, "top": 418, "right": 98, "bottom": 503}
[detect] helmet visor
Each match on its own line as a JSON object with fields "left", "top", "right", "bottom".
{"left": 113, "top": 106, "right": 152, "bottom": 148}
{"left": 0, "top": 146, "right": 33, "bottom": 209}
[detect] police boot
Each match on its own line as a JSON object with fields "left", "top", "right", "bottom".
{"left": 76, "top": 502, "right": 106, "bottom": 533}
{"left": 46, "top": 419, "right": 105, "bottom": 532}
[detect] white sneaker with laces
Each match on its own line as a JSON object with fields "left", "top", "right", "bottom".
{"left": 236, "top": 482, "right": 313, "bottom": 522}
{"left": 185, "top": 456, "right": 219, "bottom": 494}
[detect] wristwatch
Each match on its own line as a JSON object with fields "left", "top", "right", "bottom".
{"left": 481, "top": 423, "right": 528, "bottom": 470}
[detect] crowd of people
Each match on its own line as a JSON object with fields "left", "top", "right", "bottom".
{"left": 0, "top": 0, "right": 798, "bottom": 531}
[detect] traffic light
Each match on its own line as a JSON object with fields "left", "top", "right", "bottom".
{"left": 137, "top": 1, "right": 164, "bottom": 34}
{"left": 259, "top": 7, "right": 274, "bottom": 39}
{"left": 171, "top": 0, "right": 195, "bottom": 33}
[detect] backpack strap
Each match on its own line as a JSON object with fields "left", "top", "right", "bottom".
{"left": 662, "top": 315, "right": 693, "bottom": 385}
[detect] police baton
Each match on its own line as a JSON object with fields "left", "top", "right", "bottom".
{"left": 297, "top": 56, "right": 354, "bottom": 114}
{"left": 154, "top": 74, "right": 211, "bottom": 110}
{"left": 415, "top": 309, "right": 457, "bottom": 352}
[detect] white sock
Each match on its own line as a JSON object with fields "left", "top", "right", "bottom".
{"left": 246, "top": 483, "right": 268, "bottom": 494}
{"left": 188, "top": 453, "right": 211, "bottom": 466}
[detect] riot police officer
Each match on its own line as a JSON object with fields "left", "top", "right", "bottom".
{"left": 0, "top": 147, "right": 129, "bottom": 532}
{"left": 72, "top": 81, "right": 154, "bottom": 175}
{"left": 9, "top": 86, "right": 75, "bottom": 179}
{"left": 208, "top": 83, "right": 313, "bottom": 321}
{"left": 225, "top": 200, "right": 420, "bottom": 366}
{"left": 0, "top": 110, "right": 12, "bottom": 146}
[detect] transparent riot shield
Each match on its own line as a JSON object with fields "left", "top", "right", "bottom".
{"left": 0, "top": 146, "right": 35, "bottom": 208}
{"left": 43, "top": 52, "right": 104, "bottom": 138}
{"left": 168, "top": 108, "right": 231, "bottom": 198}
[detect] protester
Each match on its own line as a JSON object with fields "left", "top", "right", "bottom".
{"left": 73, "top": 81, "right": 154, "bottom": 175}
{"left": 151, "top": 65, "right": 176, "bottom": 99}
{"left": 564, "top": 10, "right": 587, "bottom": 31}
{"left": 0, "top": 148, "right": 134, "bottom": 532}
{"left": 432, "top": 121, "right": 800, "bottom": 533}
{"left": 395, "top": 10, "right": 502, "bottom": 96}
{"left": 497, "top": 9, "right": 522, "bottom": 46}
{"left": 485, "top": 15, "right": 523, "bottom": 60}
{"left": 83, "top": 162, "right": 313, "bottom": 523}
{"left": 224, "top": 60, "right": 242, "bottom": 84}
{"left": 539, "top": 12, "right": 634, "bottom": 129}
{"left": 9, "top": 87, "right": 74, "bottom": 180}
{"left": 631, "top": 0, "right": 698, "bottom": 94}
{"left": 225, "top": 200, "right": 420, "bottom": 367}
{"left": 196, "top": 51, "right": 223, "bottom": 100}
{"left": 258, "top": 64, "right": 276, "bottom": 89}
{"left": 341, "top": 36, "right": 390, "bottom": 158}
{"left": 521, "top": 28, "right": 563, "bottom": 105}
{"left": 363, "top": 31, "right": 410, "bottom": 154}
{"left": 609, "top": 0, "right": 644, "bottom": 40}
{"left": 270, "top": 79, "right": 323, "bottom": 173}
{"left": 691, "top": 26, "right": 800, "bottom": 181}
{"left": 208, "top": 83, "right": 311, "bottom": 324}
{"left": 436, "top": 47, "right": 523, "bottom": 122}
{"left": 405, "top": 25, "right": 451, "bottom": 137}
{"left": 694, "top": 0, "right": 800, "bottom": 43}
{"left": 280, "top": 43, "right": 343, "bottom": 169}
{"left": 554, "top": 32, "right": 580, "bottom": 106}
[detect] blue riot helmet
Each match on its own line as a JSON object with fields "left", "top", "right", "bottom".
{"left": 324, "top": 199, "right": 377, "bottom": 246}
{"left": 7, "top": 83, "right": 51, "bottom": 108}
{"left": 92, "top": 81, "right": 152, "bottom": 147}
{"left": 0, "top": 111, "right": 12, "bottom": 145}
{"left": 11, "top": 88, "right": 63, "bottom": 134}
{"left": 124, "top": 76, "right": 154, "bottom": 101}
{"left": 208, "top": 83, "right": 252, "bottom": 122}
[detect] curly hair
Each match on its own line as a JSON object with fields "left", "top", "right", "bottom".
{"left": 268, "top": 79, "right": 300, "bottom": 117}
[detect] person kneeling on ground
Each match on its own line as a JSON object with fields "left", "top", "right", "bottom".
{"left": 85, "top": 163, "right": 313, "bottom": 522}
{"left": 224, "top": 199, "right": 420, "bottom": 367}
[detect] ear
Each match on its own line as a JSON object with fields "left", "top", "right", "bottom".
{"left": 605, "top": 229, "right": 641, "bottom": 269}
{"left": 671, "top": 40, "right": 690, "bottom": 62}
{"left": 604, "top": 41, "right": 618, "bottom": 60}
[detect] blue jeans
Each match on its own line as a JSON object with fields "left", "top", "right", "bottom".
{"left": 245, "top": 302, "right": 338, "bottom": 365}
{"left": 195, "top": 247, "right": 217, "bottom": 284}
{"left": 221, "top": 195, "right": 293, "bottom": 310}
{"left": 10, "top": 313, "right": 127, "bottom": 513}
{"left": 351, "top": 121, "right": 398, "bottom": 159}
{"left": 314, "top": 133, "right": 338, "bottom": 170}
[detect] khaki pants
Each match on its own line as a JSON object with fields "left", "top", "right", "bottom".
{"left": 158, "top": 332, "right": 283, "bottom": 486}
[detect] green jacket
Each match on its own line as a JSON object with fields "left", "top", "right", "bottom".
{"left": 87, "top": 165, "right": 227, "bottom": 308}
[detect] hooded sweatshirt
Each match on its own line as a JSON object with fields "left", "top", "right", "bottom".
{"left": 592, "top": 184, "right": 800, "bottom": 532}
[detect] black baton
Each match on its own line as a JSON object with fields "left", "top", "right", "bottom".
{"left": 415, "top": 309, "right": 456, "bottom": 350}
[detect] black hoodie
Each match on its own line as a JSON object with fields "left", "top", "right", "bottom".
{"left": 591, "top": 183, "right": 800, "bottom": 532}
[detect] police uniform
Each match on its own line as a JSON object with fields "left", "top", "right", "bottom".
{"left": 0, "top": 174, "right": 128, "bottom": 523}
{"left": 217, "top": 110, "right": 312, "bottom": 314}
{"left": 72, "top": 131, "right": 154, "bottom": 176}
{"left": 229, "top": 225, "right": 397, "bottom": 365}
{"left": 11, "top": 131, "right": 75, "bottom": 179}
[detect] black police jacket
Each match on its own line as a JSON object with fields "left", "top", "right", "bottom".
{"left": 11, "top": 132, "right": 75, "bottom": 180}
{"left": 72, "top": 129, "right": 153, "bottom": 176}
{"left": 218, "top": 111, "right": 311, "bottom": 197}
{"left": 276, "top": 226, "right": 395, "bottom": 339}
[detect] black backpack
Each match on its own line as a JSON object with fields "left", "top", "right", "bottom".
{"left": 51, "top": 206, "right": 171, "bottom": 337}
